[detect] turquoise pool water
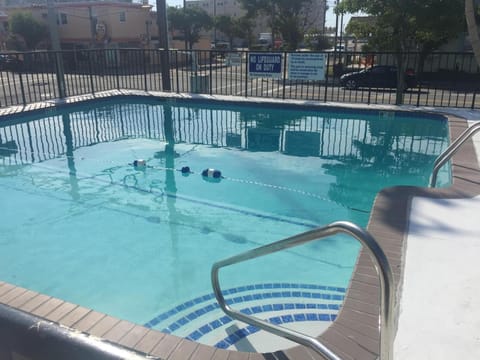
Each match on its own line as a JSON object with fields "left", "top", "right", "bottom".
{"left": 0, "top": 98, "right": 449, "bottom": 336}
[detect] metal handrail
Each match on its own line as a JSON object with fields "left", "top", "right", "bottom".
{"left": 430, "top": 121, "right": 480, "bottom": 187}
{"left": 211, "top": 221, "right": 395, "bottom": 360}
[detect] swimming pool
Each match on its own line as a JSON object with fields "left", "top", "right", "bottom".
{"left": 0, "top": 97, "right": 449, "bottom": 349}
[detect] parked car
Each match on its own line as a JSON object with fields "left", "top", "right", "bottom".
{"left": 210, "top": 42, "right": 230, "bottom": 59}
{"left": 0, "top": 54, "right": 23, "bottom": 71}
{"left": 340, "top": 65, "right": 417, "bottom": 90}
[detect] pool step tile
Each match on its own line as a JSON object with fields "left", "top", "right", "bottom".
{"left": 144, "top": 283, "right": 345, "bottom": 351}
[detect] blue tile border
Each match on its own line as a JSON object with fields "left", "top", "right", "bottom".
{"left": 184, "top": 303, "right": 340, "bottom": 341}
{"left": 144, "top": 283, "right": 346, "bottom": 328}
{"left": 213, "top": 312, "right": 337, "bottom": 349}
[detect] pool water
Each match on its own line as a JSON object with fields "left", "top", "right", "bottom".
{"left": 0, "top": 98, "right": 449, "bottom": 347}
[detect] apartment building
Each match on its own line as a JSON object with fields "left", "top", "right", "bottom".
{"left": 186, "top": 0, "right": 326, "bottom": 47}
{"left": 0, "top": 0, "right": 157, "bottom": 50}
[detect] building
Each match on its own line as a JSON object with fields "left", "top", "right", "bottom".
{"left": 186, "top": 0, "right": 327, "bottom": 48}
{"left": 0, "top": 0, "right": 157, "bottom": 50}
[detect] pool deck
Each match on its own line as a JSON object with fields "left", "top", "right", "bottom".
{"left": 0, "top": 91, "right": 479, "bottom": 360}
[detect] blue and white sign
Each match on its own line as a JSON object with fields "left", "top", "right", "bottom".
{"left": 288, "top": 53, "right": 325, "bottom": 81}
{"left": 248, "top": 53, "right": 283, "bottom": 79}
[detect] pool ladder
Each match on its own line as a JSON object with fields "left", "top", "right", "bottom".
{"left": 211, "top": 221, "right": 395, "bottom": 360}
{"left": 430, "top": 121, "right": 480, "bottom": 187}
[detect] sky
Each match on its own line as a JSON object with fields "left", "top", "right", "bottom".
{"left": 162, "top": 0, "right": 353, "bottom": 29}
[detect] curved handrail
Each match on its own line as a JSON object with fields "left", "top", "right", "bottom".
{"left": 211, "top": 221, "right": 395, "bottom": 360}
{"left": 430, "top": 122, "right": 480, "bottom": 187}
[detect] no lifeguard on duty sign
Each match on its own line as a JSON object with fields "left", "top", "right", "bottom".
{"left": 248, "top": 53, "right": 283, "bottom": 79}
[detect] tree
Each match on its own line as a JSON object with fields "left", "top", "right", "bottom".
{"left": 167, "top": 6, "right": 212, "bottom": 50}
{"left": 214, "top": 15, "right": 246, "bottom": 48}
{"left": 466, "top": 0, "right": 480, "bottom": 67}
{"left": 238, "top": 0, "right": 316, "bottom": 50}
{"left": 338, "top": 0, "right": 465, "bottom": 105}
{"left": 8, "top": 12, "right": 48, "bottom": 50}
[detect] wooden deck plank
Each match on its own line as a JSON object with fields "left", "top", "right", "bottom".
{"left": 59, "top": 306, "right": 91, "bottom": 328}
{"left": 30, "top": 298, "right": 63, "bottom": 318}
{"left": 321, "top": 327, "right": 377, "bottom": 360}
{"left": 0, "top": 283, "right": 15, "bottom": 297}
{"left": 88, "top": 315, "right": 121, "bottom": 337}
{"left": 103, "top": 320, "right": 136, "bottom": 343}
{"left": 210, "top": 348, "right": 230, "bottom": 360}
{"left": 167, "top": 339, "right": 199, "bottom": 360}
{"left": 5, "top": 289, "right": 38, "bottom": 308}
{"left": 18, "top": 294, "right": 51, "bottom": 313}
{"left": 117, "top": 325, "right": 150, "bottom": 348}
{"left": 134, "top": 330, "right": 166, "bottom": 355}
{"left": 150, "top": 334, "right": 183, "bottom": 359}
{"left": 72, "top": 310, "right": 106, "bottom": 332}
{"left": 0, "top": 286, "right": 28, "bottom": 304}
{"left": 189, "top": 344, "right": 217, "bottom": 360}
{"left": 46, "top": 302, "right": 78, "bottom": 323}
{"left": 226, "top": 351, "right": 250, "bottom": 360}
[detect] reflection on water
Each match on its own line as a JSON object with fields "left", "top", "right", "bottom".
{"left": 0, "top": 98, "right": 450, "bottom": 215}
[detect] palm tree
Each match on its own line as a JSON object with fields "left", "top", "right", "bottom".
{"left": 465, "top": 0, "right": 480, "bottom": 65}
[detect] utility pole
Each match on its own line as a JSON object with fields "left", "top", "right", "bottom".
{"left": 213, "top": 0, "right": 217, "bottom": 46}
{"left": 183, "top": 0, "right": 187, "bottom": 50}
{"left": 89, "top": 6, "right": 97, "bottom": 48}
{"left": 47, "top": 0, "right": 66, "bottom": 98}
{"left": 339, "top": 11, "right": 344, "bottom": 53}
{"left": 157, "top": 0, "right": 171, "bottom": 91}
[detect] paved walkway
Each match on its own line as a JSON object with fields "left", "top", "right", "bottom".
{"left": 394, "top": 114, "right": 480, "bottom": 359}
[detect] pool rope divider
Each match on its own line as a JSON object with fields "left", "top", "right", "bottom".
{"left": 1, "top": 145, "right": 369, "bottom": 212}
{"left": 130, "top": 159, "right": 369, "bottom": 213}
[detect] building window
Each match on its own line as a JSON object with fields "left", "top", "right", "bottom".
{"left": 119, "top": 12, "right": 126, "bottom": 22}
{"left": 60, "top": 13, "right": 68, "bottom": 25}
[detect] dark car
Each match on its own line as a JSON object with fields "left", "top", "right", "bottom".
{"left": 340, "top": 65, "right": 417, "bottom": 90}
{"left": 210, "top": 42, "right": 230, "bottom": 59}
{"left": 0, "top": 54, "right": 23, "bottom": 72}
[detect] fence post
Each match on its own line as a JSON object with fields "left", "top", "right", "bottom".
{"left": 244, "top": 51, "right": 249, "bottom": 98}
{"left": 87, "top": 50, "right": 95, "bottom": 94}
{"left": 472, "top": 90, "right": 477, "bottom": 110}
{"left": 175, "top": 51, "right": 180, "bottom": 93}
{"left": 17, "top": 72, "right": 27, "bottom": 106}
{"left": 282, "top": 51, "right": 287, "bottom": 100}
{"left": 209, "top": 50, "right": 213, "bottom": 96}
{"left": 115, "top": 50, "right": 120, "bottom": 90}
{"left": 52, "top": 52, "right": 66, "bottom": 98}
{"left": 324, "top": 52, "right": 330, "bottom": 103}
{"left": 143, "top": 49, "right": 148, "bottom": 92}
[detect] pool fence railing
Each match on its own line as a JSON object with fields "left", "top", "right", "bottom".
{"left": 0, "top": 49, "right": 478, "bottom": 109}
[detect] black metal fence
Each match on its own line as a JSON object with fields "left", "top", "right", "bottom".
{"left": 0, "top": 49, "right": 478, "bottom": 109}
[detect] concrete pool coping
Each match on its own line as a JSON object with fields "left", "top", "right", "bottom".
{"left": 0, "top": 90, "right": 478, "bottom": 360}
